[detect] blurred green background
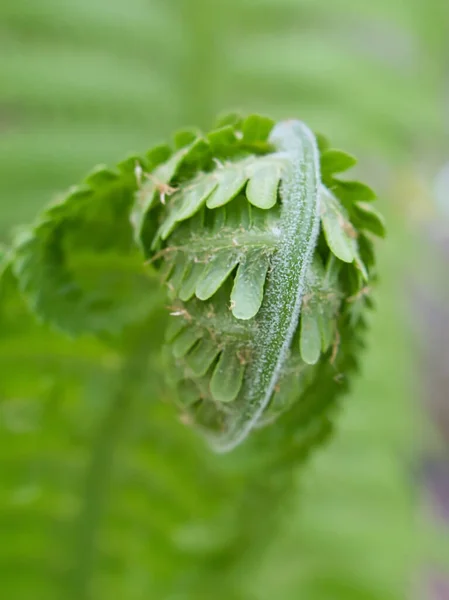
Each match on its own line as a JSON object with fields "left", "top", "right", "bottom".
{"left": 1, "top": 1, "right": 449, "bottom": 599}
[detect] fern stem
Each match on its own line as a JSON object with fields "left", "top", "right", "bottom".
{"left": 68, "top": 336, "right": 150, "bottom": 599}
{"left": 210, "top": 120, "right": 321, "bottom": 452}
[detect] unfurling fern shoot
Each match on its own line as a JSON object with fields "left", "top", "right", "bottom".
{"left": 9, "top": 114, "right": 384, "bottom": 452}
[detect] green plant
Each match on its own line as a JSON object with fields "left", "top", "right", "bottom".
{"left": 0, "top": 112, "right": 386, "bottom": 597}
{"left": 2, "top": 1, "right": 449, "bottom": 598}
{"left": 7, "top": 113, "right": 382, "bottom": 453}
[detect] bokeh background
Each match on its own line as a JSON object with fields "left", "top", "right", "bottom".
{"left": 1, "top": 1, "right": 449, "bottom": 599}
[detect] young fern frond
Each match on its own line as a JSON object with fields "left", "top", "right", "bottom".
{"left": 9, "top": 113, "right": 383, "bottom": 452}
{"left": 11, "top": 156, "right": 157, "bottom": 336}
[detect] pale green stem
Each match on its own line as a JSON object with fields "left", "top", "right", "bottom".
{"left": 209, "top": 120, "right": 321, "bottom": 452}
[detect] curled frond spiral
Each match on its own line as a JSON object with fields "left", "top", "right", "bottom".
{"left": 11, "top": 113, "right": 384, "bottom": 451}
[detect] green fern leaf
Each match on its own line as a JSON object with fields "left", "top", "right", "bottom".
{"left": 8, "top": 113, "right": 382, "bottom": 454}
{"left": 11, "top": 160, "right": 156, "bottom": 336}
{"left": 125, "top": 114, "right": 382, "bottom": 451}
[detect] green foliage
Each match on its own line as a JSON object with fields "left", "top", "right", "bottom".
{"left": 1, "top": 104, "right": 384, "bottom": 596}
{"left": 1, "top": 0, "right": 449, "bottom": 599}
{"left": 139, "top": 116, "right": 380, "bottom": 450}
{"left": 12, "top": 159, "right": 156, "bottom": 336}
{"left": 8, "top": 113, "right": 381, "bottom": 454}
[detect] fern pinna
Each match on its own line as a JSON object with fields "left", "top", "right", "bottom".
{"left": 7, "top": 114, "right": 383, "bottom": 454}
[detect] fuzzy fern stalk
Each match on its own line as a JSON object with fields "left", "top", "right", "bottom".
{"left": 9, "top": 114, "right": 384, "bottom": 453}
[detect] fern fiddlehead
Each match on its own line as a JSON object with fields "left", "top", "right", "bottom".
{"left": 10, "top": 113, "right": 384, "bottom": 453}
